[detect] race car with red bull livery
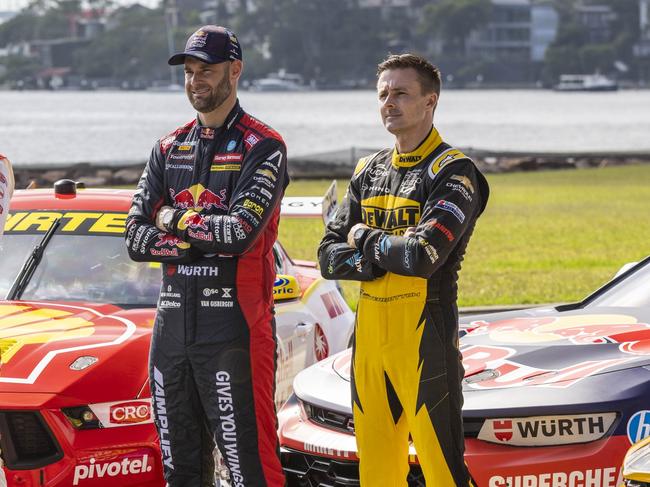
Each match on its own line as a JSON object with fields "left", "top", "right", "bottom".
{"left": 0, "top": 180, "right": 353, "bottom": 486}
{"left": 278, "top": 256, "right": 650, "bottom": 487}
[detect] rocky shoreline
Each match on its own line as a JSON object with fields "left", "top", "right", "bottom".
{"left": 11, "top": 149, "right": 650, "bottom": 188}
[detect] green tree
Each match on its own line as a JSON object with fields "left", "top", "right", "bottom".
{"left": 420, "top": 0, "right": 493, "bottom": 57}
{"left": 241, "top": 0, "right": 387, "bottom": 84}
{"left": 544, "top": 0, "right": 641, "bottom": 81}
{"left": 0, "top": 54, "right": 41, "bottom": 83}
{"left": 74, "top": 5, "right": 169, "bottom": 81}
{"left": 0, "top": 8, "right": 69, "bottom": 44}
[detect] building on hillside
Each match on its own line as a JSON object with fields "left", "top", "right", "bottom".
{"left": 530, "top": 1, "right": 558, "bottom": 62}
{"left": 635, "top": 0, "right": 650, "bottom": 56}
{"left": 575, "top": 3, "right": 617, "bottom": 44}
{"left": 464, "top": 0, "right": 558, "bottom": 83}
{"left": 0, "top": 6, "right": 105, "bottom": 89}
{"left": 634, "top": 0, "right": 650, "bottom": 82}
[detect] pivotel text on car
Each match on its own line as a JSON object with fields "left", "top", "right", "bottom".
{"left": 0, "top": 180, "right": 353, "bottom": 486}
{"left": 279, "top": 257, "right": 650, "bottom": 487}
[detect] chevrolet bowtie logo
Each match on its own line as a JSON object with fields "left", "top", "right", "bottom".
{"left": 450, "top": 174, "right": 474, "bottom": 194}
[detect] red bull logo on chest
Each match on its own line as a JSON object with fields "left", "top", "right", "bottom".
{"left": 169, "top": 184, "right": 228, "bottom": 211}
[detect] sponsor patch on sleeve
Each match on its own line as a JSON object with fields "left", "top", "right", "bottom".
{"left": 427, "top": 148, "right": 468, "bottom": 179}
{"left": 434, "top": 199, "right": 465, "bottom": 223}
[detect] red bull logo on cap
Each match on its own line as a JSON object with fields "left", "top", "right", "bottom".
{"left": 170, "top": 184, "right": 228, "bottom": 212}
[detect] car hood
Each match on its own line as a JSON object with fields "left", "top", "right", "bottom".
{"left": 293, "top": 306, "right": 650, "bottom": 415}
{"left": 0, "top": 300, "right": 154, "bottom": 407}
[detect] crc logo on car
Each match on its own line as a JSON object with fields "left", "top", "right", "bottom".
{"left": 109, "top": 401, "right": 152, "bottom": 425}
{"left": 478, "top": 413, "right": 616, "bottom": 446}
{"left": 88, "top": 399, "right": 154, "bottom": 428}
{"left": 73, "top": 453, "right": 153, "bottom": 485}
{"left": 627, "top": 410, "right": 650, "bottom": 444}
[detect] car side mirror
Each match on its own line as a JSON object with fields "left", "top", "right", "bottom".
{"left": 273, "top": 274, "right": 301, "bottom": 302}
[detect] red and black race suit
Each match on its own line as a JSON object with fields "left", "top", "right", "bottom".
{"left": 126, "top": 101, "right": 288, "bottom": 487}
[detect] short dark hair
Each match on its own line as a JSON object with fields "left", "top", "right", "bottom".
{"left": 377, "top": 54, "right": 441, "bottom": 95}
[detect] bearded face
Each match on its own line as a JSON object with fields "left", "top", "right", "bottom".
{"left": 184, "top": 59, "right": 232, "bottom": 114}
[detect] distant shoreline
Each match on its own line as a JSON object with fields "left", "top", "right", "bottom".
{"left": 11, "top": 149, "right": 650, "bottom": 188}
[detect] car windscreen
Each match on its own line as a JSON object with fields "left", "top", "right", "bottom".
{"left": 586, "top": 260, "right": 650, "bottom": 308}
{"left": 1, "top": 212, "right": 161, "bottom": 306}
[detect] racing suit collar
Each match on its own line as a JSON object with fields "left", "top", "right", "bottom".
{"left": 391, "top": 127, "right": 443, "bottom": 168}
{"left": 196, "top": 99, "right": 243, "bottom": 138}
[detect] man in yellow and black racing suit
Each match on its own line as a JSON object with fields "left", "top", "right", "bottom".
{"left": 319, "top": 54, "right": 489, "bottom": 486}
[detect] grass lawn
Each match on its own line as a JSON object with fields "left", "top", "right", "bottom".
{"left": 279, "top": 163, "right": 650, "bottom": 307}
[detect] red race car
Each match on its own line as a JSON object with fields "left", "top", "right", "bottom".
{"left": 0, "top": 180, "right": 354, "bottom": 487}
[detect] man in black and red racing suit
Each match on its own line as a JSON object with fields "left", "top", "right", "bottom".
{"left": 125, "top": 25, "right": 288, "bottom": 487}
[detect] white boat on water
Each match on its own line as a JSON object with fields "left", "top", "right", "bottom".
{"left": 249, "top": 71, "right": 310, "bottom": 92}
{"left": 554, "top": 74, "right": 618, "bottom": 92}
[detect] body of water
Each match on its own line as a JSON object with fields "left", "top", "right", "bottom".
{"left": 1, "top": 89, "right": 649, "bottom": 166}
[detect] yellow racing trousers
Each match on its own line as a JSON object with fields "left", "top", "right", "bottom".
{"left": 351, "top": 273, "right": 472, "bottom": 486}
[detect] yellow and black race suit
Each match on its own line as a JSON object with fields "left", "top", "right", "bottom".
{"left": 318, "top": 127, "right": 489, "bottom": 486}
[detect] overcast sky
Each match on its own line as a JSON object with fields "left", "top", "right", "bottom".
{"left": 0, "top": 0, "right": 159, "bottom": 12}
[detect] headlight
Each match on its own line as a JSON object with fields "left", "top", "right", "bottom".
{"left": 623, "top": 437, "right": 650, "bottom": 483}
{"left": 62, "top": 406, "right": 102, "bottom": 429}
{"left": 63, "top": 399, "right": 153, "bottom": 430}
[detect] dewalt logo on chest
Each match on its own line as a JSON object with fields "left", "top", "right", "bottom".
{"left": 360, "top": 195, "right": 420, "bottom": 235}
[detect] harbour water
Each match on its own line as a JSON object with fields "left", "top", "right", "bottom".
{"left": 1, "top": 89, "right": 649, "bottom": 166}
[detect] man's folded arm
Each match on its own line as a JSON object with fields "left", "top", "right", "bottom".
{"left": 360, "top": 160, "right": 483, "bottom": 278}
{"left": 167, "top": 138, "right": 288, "bottom": 255}
{"left": 318, "top": 181, "right": 385, "bottom": 281}
{"left": 125, "top": 145, "right": 196, "bottom": 263}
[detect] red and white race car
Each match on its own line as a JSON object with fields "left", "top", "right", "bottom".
{"left": 0, "top": 180, "right": 353, "bottom": 487}
{"left": 278, "top": 257, "right": 650, "bottom": 487}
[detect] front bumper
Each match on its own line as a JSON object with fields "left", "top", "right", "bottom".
{"left": 281, "top": 447, "right": 424, "bottom": 487}
{"left": 1, "top": 401, "right": 162, "bottom": 487}
{"left": 278, "top": 398, "right": 631, "bottom": 487}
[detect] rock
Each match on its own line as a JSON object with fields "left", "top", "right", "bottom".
{"left": 77, "top": 176, "right": 109, "bottom": 187}
{"left": 96, "top": 169, "right": 114, "bottom": 180}
{"left": 113, "top": 168, "right": 143, "bottom": 185}
{"left": 41, "top": 170, "right": 68, "bottom": 183}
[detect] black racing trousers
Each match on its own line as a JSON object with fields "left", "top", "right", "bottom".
{"left": 149, "top": 259, "right": 284, "bottom": 487}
